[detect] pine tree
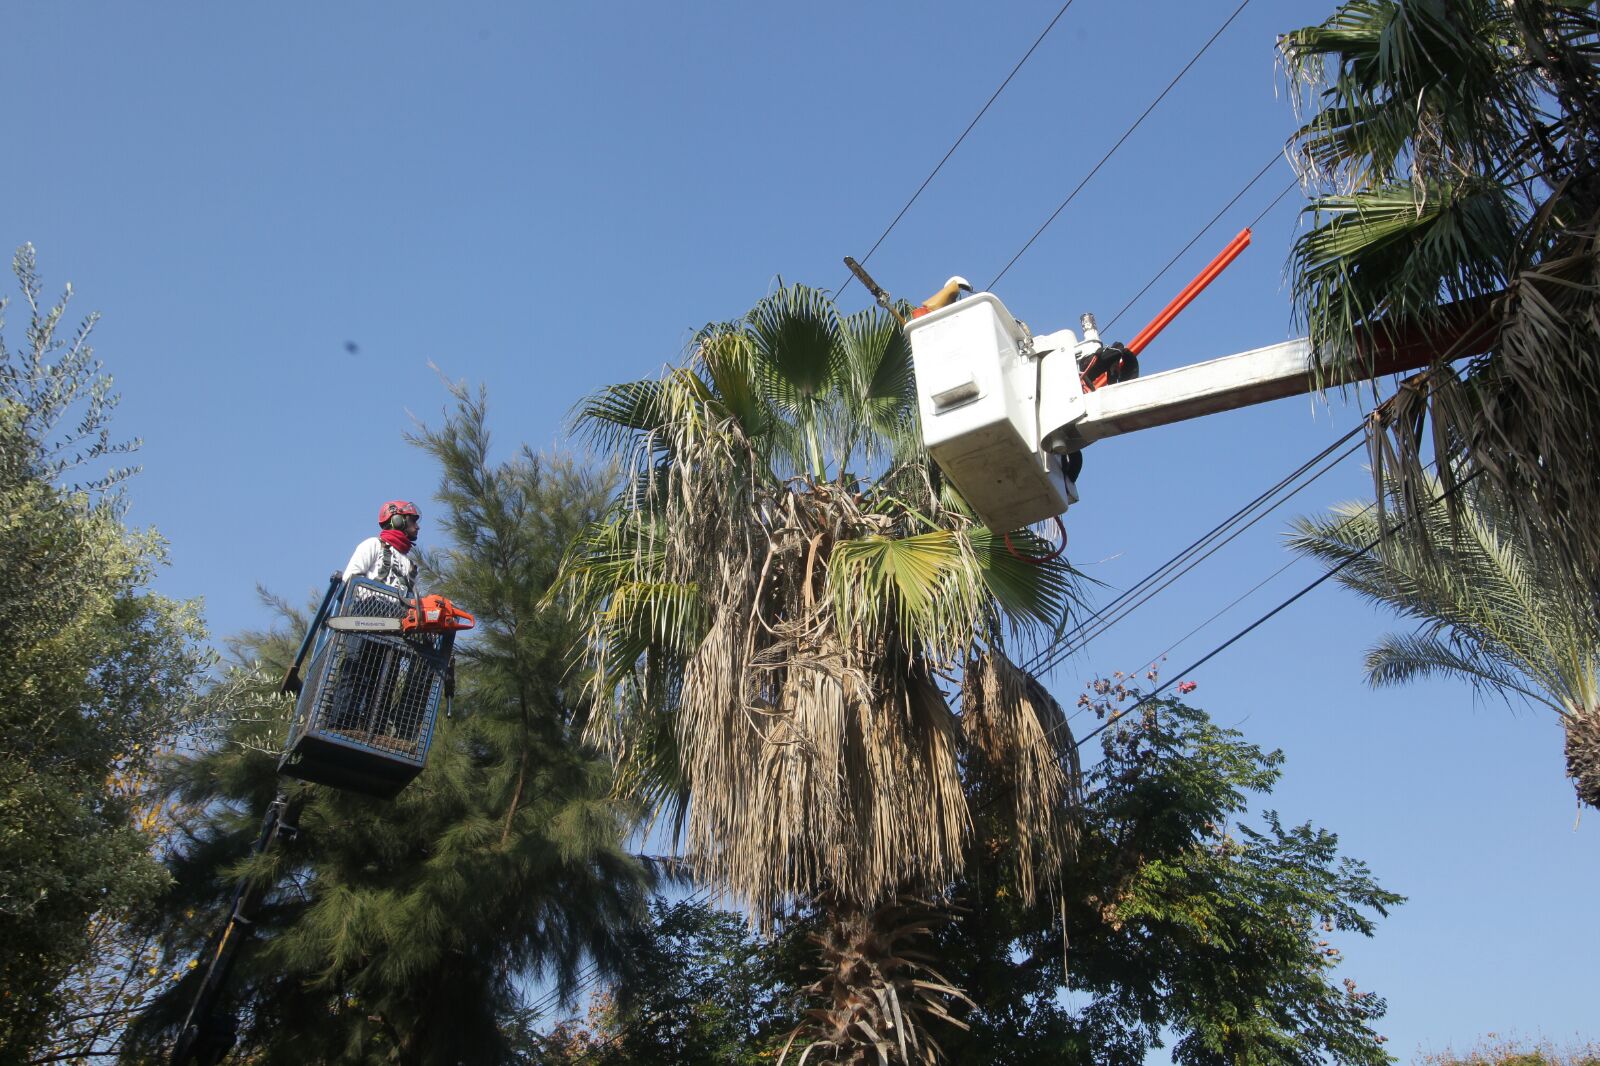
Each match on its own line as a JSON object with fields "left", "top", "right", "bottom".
{"left": 128, "top": 383, "right": 653, "bottom": 1065}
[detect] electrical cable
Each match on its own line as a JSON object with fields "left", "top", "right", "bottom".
{"left": 986, "top": 0, "right": 1254, "bottom": 291}
{"left": 1063, "top": 467, "right": 1483, "bottom": 758}
{"left": 1102, "top": 154, "right": 1287, "bottom": 333}
{"left": 1029, "top": 428, "right": 1366, "bottom": 679}
{"left": 1024, "top": 419, "right": 1365, "bottom": 677}
{"left": 837, "top": 1, "right": 1079, "bottom": 298}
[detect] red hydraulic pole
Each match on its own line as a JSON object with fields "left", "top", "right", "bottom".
{"left": 1127, "top": 227, "right": 1252, "bottom": 355}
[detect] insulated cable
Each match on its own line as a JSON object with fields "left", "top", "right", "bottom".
{"left": 1064, "top": 466, "right": 1483, "bottom": 758}
{"left": 1029, "top": 429, "right": 1367, "bottom": 680}
{"left": 986, "top": 0, "right": 1255, "bottom": 291}
{"left": 1024, "top": 419, "right": 1366, "bottom": 677}
{"left": 837, "top": 1, "right": 1079, "bottom": 299}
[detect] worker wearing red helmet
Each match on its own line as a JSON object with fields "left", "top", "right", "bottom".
{"left": 343, "top": 499, "right": 421, "bottom": 596}
{"left": 331, "top": 500, "right": 425, "bottom": 737}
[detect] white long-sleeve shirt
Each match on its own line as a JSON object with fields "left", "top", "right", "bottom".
{"left": 343, "top": 536, "right": 418, "bottom": 595}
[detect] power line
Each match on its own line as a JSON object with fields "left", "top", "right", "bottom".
{"left": 1102, "top": 153, "right": 1288, "bottom": 334}
{"left": 1025, "top": 420, "right": 1367, "bottom": 678}
{"left": 987, "top": 0, "right": 1255, "bottom": 291}
{"left": 1024, "top": 422, "right": 1363, "bottom": 672}
{"left": 838, "top": 1, "right": 1079, "bottom": 298}
{"left": 1065, "top": 467, "right": 1483, "bottom": 757}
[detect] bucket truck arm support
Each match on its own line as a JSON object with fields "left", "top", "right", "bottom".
{"left": 1043, "top": 295, "right": 1499, "bottom": 453}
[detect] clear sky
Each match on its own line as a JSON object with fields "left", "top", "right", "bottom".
{"left": 6, "top": 2, "right": 1595, "bottom": 1060}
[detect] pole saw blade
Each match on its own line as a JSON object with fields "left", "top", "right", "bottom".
{"left": 843, "top": 257, "right": 907, "bottom": 326}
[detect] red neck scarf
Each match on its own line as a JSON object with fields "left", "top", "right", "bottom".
{"left": 379, "top": 528, "right": 413, "bottom": 554}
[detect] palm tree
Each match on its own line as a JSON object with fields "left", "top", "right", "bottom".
{"left": 558, "top": 283, "right": 1082, "bottom": 1061}
{"left": 1281, "top": 0, "right": 1600, "bottom": 619}
{"left": 1288, "top": 472, "right": 1600, "bottom": 809}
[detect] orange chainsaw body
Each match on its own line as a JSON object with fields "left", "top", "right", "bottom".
{"left": 401, "top": 594, "right": 476, "bottom": 634}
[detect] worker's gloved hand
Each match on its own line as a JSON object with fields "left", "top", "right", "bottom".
{"left": 1080, "top": 343, "right": 1139, "bottom": 391}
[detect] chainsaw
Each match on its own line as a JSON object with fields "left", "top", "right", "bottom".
{"left": 325, "top": 593, "right": 477, "bottom": 636}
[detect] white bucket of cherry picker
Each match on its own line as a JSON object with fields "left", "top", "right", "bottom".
{"left": 906, "top": 292, "right": 1072, "bottom": 531}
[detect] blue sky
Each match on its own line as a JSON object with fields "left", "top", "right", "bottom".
{"left": 7, "top": 2, "right": 1596, "bottom": 1059}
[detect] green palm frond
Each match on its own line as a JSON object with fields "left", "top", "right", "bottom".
{"left": 573, "top": 378, "right": 668, "bottom": 455}
{"left": 827, "top": 530, "right": 981, "bottom": 663}
{"left": 1289, "top": 472, "right": 1599, "bottom": 726}
{"left": 1293, "top": 179, "right": 1518, "bottom": 369}
{"left": 968, "top": 527, "right": 1078, "bottom": 638}
{"left": 693, "top": 324, "right": 774, "bottom": 444}
{"left": 1362, "top": 630, "right": 1570, "bottom": 716}
{"left": 1282, "top": 0, "right": 1527, "bottom": 188}
{"left": 747, "top": 283, "right": 846, "bottom": 416}
{"left": 837, "top": 306, "right": 918, "bottom": 464}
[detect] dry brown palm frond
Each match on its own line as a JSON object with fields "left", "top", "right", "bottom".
{"left": 960, "top": 651, "right": 1080, "bottom": 906}
{"left": 561, "top": 284, "right": 1084, "bottom": 927}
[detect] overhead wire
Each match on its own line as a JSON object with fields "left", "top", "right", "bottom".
{"left": 837, "top": 1, "right": 1079, "bottom": 298}
{"left": 986, "top": 0, "right": 1255, "bottom": 291}
{"left": 1102, "top": 153, "right": 1290, "bottom": 334}
{"left": 1063, "top": 466, "right": 1484, "bottom": 759}
{"left": 1027, "top": 424, "right": 1367, "bottom": 679}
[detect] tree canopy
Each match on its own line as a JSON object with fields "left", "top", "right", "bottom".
{"left": 1282, "top": 0, "right": 1600, "bottom": 619}
{"left": 0, "top": 246, "right": 210, "bottom": 1060}
{"left": 127, "top": 385, "right": 655, "bottom": 1065}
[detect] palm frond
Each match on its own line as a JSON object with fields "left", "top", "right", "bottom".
{"left": 1362, "top": 629, "right": 1571, "bottom": 716}
{"left": 1293, "top": 178, "right": 1519, "bottom": 372}
{"left": 747, "top": 283, "right": 846, "bottom": 417}
{"left": 1289, "top": 471, "right": 1598, "bottom": 733}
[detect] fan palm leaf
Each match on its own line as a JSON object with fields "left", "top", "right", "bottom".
{"left": 1282, "top": 0, "right": 1600, "bottom": 628}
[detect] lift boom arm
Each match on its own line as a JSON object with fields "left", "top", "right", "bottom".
{"left": 906, "top": 290, "right": 1495, "bottom": 532}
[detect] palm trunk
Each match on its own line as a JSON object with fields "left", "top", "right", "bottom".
{"left": 1564, "top": 708, "right": 1600, "bottom": 810}
{"left": 782, "top": 896, "right": 971, "bottom": 1065}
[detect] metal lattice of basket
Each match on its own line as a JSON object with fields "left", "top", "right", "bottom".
{"left": 280, "top": 578, "right": 455, "bottom": 798}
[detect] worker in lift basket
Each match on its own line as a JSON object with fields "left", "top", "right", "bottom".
{"left": 345, "top": 499, "right": 421, "bottom": 594}
{"left": 330, "top": 500, "right": 425, "bottom": 743}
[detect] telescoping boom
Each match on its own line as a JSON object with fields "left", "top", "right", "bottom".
{"left": 903, "top": 259, "right": 1494, "bottom": 534}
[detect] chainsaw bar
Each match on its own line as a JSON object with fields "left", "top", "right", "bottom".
{"left": 325, "top": 616, "right": 404, "bottom": 634}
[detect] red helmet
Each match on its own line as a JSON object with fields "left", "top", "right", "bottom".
{"left": 378, "top": 500, "right": 421, "bottom": 528}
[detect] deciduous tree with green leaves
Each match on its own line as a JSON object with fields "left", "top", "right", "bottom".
{"left": 0, "top": 244, "right": 209, "bottom": 1060}
{"left": 936, "top": 691, "right": 1399, "bottom": 1066}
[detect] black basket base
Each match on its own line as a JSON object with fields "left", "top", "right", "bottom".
{"left": 278, "top": 733, "right": 422, "bottom": 799}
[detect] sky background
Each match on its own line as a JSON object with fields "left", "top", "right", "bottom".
{"left": 6, "top": 2, "right": 1595, "bottom": 1060}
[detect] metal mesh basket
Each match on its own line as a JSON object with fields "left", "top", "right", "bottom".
{"left": 281, "top": 578, "right": 454, "bottom": 797}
